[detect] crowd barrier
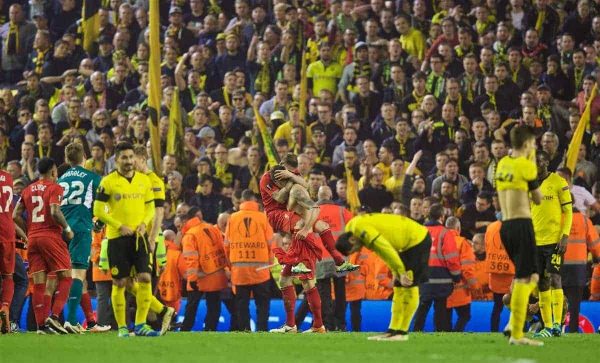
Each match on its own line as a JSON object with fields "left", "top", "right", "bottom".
{"left": 19, "top": 299, "right": 600, "bottom": 333}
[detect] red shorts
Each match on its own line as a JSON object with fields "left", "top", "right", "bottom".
{"left": 28, "top": 235, "right": 71, "bottom": 274}
{"left": 280, "top": 234, "right": 322, "bottom": 281}
{"left": 268, "top": 210, "right": 301, "bottom": 234}
{"left": 0, "top": 241, "right": 15, "bottom": 275}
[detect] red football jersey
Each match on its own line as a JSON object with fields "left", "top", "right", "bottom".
{"left": 21, "top": 179, "right": 64, "bottom": 238}
{"left": 259, "top": 171, "right": 287, "bottom": 215}
{"left": 0, "top": 170, "right": 15, "bottom": 243}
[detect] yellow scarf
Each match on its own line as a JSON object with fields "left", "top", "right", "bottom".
{"left": 6, "top": 22, "right": 19, "bottom": 55}
{"left": 574, "top": 68, "right": 584, "bottom": 91}
{"left": 255, "top": 62, "right": 271, "bottom": 95}
{"left": 345, "top": 166, "right": 360, "bottom": 213}
{"left": 511, "top": 65, "right": 520, "bottom": 83}
{"left": 465, "top": 75, "right": 474, "bottom": 102}
{"left": 34, "top": 48, "right": 46, "bottom": 74}
{"left": 535, "top": 10, "right": 546, "bottom": 33}
{"left": 38, "top": 143, "right": 51, "bottom": 158}
{"left": 487, "top": 92, "right": 497, "bottom": 110}
{"left": 446, "top": 94, "right": 463, "bottom": 116}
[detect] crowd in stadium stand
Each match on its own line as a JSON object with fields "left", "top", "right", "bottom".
{"left": 2, "top": 0, "right": 600, "bottom": 333}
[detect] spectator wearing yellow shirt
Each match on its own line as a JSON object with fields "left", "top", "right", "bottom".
{"left": 274, "top": 102, "right": 303, "bottom": 146}
{"left": 307, "top": 42, "right": 343, "bottom": 97}
{"left": 395, "top": 13, "right": 426, "bottom": 61}
{"left": 385, "top": 159, "right": 405, "bottom": 202}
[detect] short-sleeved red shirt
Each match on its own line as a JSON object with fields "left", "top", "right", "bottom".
{"left": 21, "top": 180, "right": 64, "bottom": 238}
{"left": 259, "top": 171, "right": 287, "bottom": 215}
{"left": 0, "top": 170, "right": 15, "bottom": 243}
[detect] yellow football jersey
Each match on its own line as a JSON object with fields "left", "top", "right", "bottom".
{"left": 531, "top": 172, "right": 573, "bottom": 246}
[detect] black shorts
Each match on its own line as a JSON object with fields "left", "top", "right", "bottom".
{"left": 536, "top": 244, "right": 562, "bottom": 276}
{"left": 107, "top": 235, "right": 152, "bottom": 279}
{"left": 394, "top": 234, "right": 432, "bottom": 288}
{"left": 499, "top": 219, "right": 538, "bottom": 279}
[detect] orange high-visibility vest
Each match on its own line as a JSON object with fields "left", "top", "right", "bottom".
{"left": 426, "top": 225, "right": 462, "bottom": 284}
{"left": 471, "top": 259, "right": 493, "bottom": 300}
{"left": 158, "top": 240, "right": 186, "bottom": 309}
{"left": 345, "top": 247, "right": 369, "bottom": 302}
{"left": 564, "top": 212, "right": 600, "bottom": 266}
{"left": 485, "top": 221, "right": 515, "bottom": 294}
{"left": 91, "top": 229, "right": 111, "bottom": 282}
{"left": 365, "top": 253, "right": 393, "bottom": 300}
{"left": 447, "top": 235, "right": 478, "bottom": 308}
{"left": 316, "top": 202, "right": 353, "bottom": 259}
{"left": 224, "top": 201, "right": 274, "bottom": 286}
{"left": 182, "top": 217, "right": 228, "bottom": 292}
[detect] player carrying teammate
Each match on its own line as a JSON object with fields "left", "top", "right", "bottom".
{"left": 336, "top": 213, "right": 432, "bottom": 341}
{"left": 13, "top": 158, "right": 75, "bottom": 334}
{"left": 58, "top": 143, "right": 107, "bottom": 333}
{"left": 0, "top": 168, "right": 27, "bottom": 334}
{"left": 93, "top": 142, "right": 159, "bottom": 337}
{"left": 495, "top": 126, "right": 544, "bottom": 346}
{"left": 531, "top": 151, "right": 572, "bottom": 338}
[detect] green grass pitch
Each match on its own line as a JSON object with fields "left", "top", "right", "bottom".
{"left": 1, "top": 332, "right": 599, "bottom": 363}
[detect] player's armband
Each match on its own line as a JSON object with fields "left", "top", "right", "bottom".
{"left": 528, "top": 180, "right": 540, "bottom": 191}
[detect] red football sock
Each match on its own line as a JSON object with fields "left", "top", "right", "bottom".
{"left": 43, "top": 294, "right": 52, "bottom": 316}
{"left": 51, "top": 277, "right": 72, "bottom": 317}
{"left": 33, "top": 283, "right": 47, "bottom": 326}
{"left": 80, "top": 292, "right": 95, "bottom": 322}
{"left": 1, "top": 277, "right": 14, "bottom": 307}
{"left": 320, "top": 229, "right": 344, "bottom": 265}
{"left": 281, "top": 286, "right": 296, "bottom": 327}
{"left": 306, "top": 287, "right": 323, "bottom": 328}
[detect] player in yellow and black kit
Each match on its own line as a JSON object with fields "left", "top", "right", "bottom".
{"left": 93, "top": 141, "right": 159, "bottom": 337}
{"left": 495, "top": 126, "right": 544, "bottom": 346}
{"left": 531, "top": 151, "right": 572, "bottom": 338}
{"left": 129, "top": 145, "right": 175, "bottom": 335}
{"left": 336, "top": 213, "right": 431, "bottom": 341}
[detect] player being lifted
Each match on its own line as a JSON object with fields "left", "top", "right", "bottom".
{"left": 261, "top": 154, "right": 357, "bottom": 273}
{"left": 495, "top": 126, "right": 544, "bottom": 346}
{"left": 58, "top": 143, "right": 109, "bottom": 333}
{"left": 531, "top": 151, "right": 572, "bottom": 338}
{"left": 13, "top": 158, "right": 74, "bottom": 334}
{"left": 259, "top": 154, "right": 357, "bottom": 333}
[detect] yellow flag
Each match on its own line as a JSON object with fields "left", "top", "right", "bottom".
{"left": 299, "top": 50, "right": 308, "bottom": 122}
{"left": 566, "top": 83, "right": 597, "bottom": 173}
{"left": 346, "top": 167, "right": 360, "bottom": 214}
{"left": 82, "top": 0, "right": 101, "bottom": 54}
{"left": 167, "top": 89, "right": 182, "bottom": 155}
{"left": 253, "top": 107, "right": 279, "bottom": 168}
{"left": 147, "top": 0, "right": 162, "bottom": 175}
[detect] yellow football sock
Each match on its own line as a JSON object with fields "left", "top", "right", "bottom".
{"left": 510, "top": 281, "right": 534, "bottom": 339}
{"left": 130, "top": 281, "right": 164, "bottom": 314}
{"left": 134, "top": 281, "right": 152, "bottom": 326}
{"left": 111, "top": 285, "right": 127, "bottom": 328}
{"left": 539, "top": 290, "right": 552, "bottom": 328}
{"left": 388, "top": 287, "right": 404, "bottom": 331}
{"left": 551, "top": 288, "right": 564, "bottom": 326}
{"left": 400, "top": 287, "right": 419, "bottom": 332}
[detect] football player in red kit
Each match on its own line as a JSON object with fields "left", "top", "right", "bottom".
{"left": 13, "top": 158, "right": 74, "bottom": 334}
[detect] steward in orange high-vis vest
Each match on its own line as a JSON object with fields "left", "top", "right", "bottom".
{"left": 345, "top": 247, "right": 369, "bottom": 331}
{"left": 364, "top": 254, "right": 393, "bottom": 300}
{"left": 181, "top": 208, "right": 229, "bottom": 331}
{"left": 485, "top": 220, "right": 515, "bottom": 332}
{"left": 446, "top": 217, "right": 478, "bottom": 332}
{"left": 224, "top": 192, "right": 274, "bottom": 332}
{"left": 413, "top": 204, "right": 461, "bottom": 333}
{"left": 470, "top": 233, "right": 493, "bottom": 301}
{"left": 312, "top": 197, "right": 353, "bottom": 331}
{"left": 158, "top": 233, "right": 187, "bottom": 314}
{"left": 561, "top": 209, "right": 600, "bottom": 332}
